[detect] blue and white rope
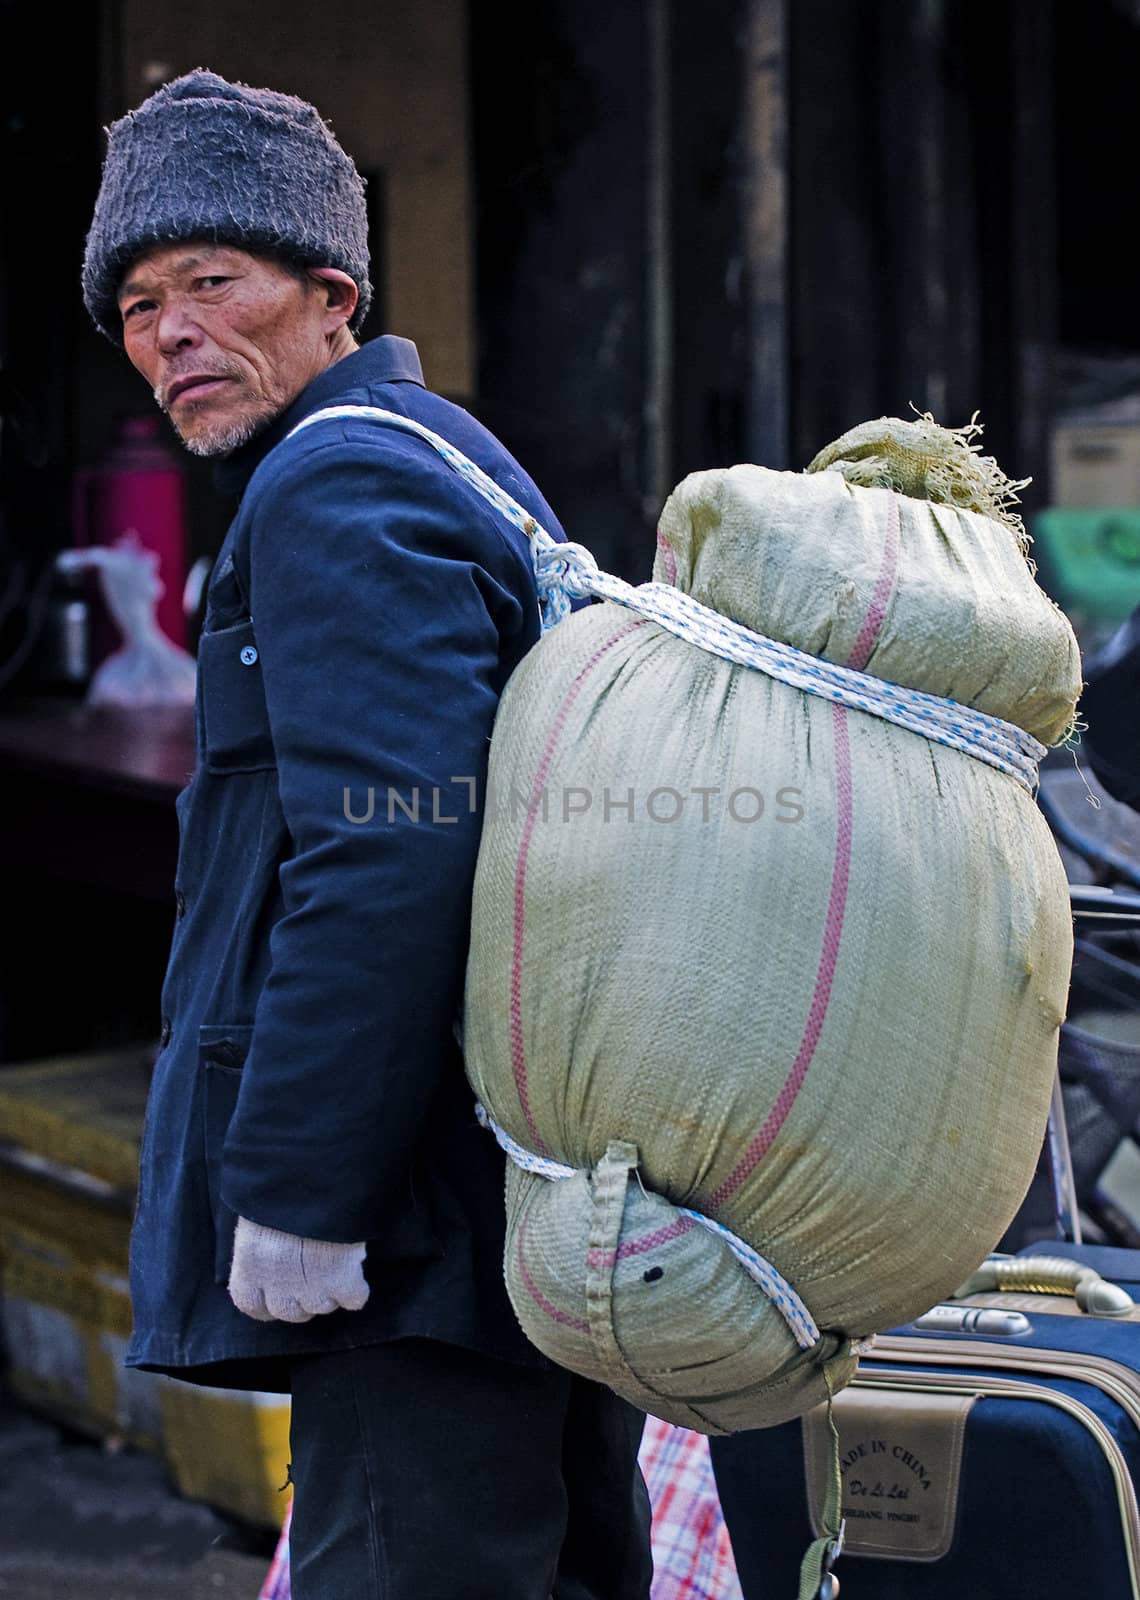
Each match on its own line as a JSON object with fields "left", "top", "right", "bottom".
{"left": 293, "top": 406, "right": 1045, "bottom": 788}
{"left": 674, "top": 1206, "right": 820, "bottom": 1350}
{"left": 288, "top": 404, "right": 1046, "bottom": 793}
{"left": 474, "top": 1101, "right": 577, "bottom": 1180}
{"left": 474, "top": 1103, "right": 821, "bottom": 1352}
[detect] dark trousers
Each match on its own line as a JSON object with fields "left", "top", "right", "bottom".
{"left": 288, "top": 1338, "right": 653, "bottom": 1600}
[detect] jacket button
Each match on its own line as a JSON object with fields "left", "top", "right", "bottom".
{"left": 240, "top": 644, "right": 259, "bottom": 666}
{"left": 175, "top": 890, "right": 186, "bottom": 918}
{"left": 160, "top": 1016, "right": 172, "bottom": 1047}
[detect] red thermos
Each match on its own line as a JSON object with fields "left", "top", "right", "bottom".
{"left": 73, "top": 416, "right": 188, "bottom": 651}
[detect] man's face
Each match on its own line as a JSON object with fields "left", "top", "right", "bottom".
{"left": 118, "top": 242, "right": 337, "bottom": 457}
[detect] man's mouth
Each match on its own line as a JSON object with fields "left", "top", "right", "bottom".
{"left": 167, "top": 375, "right": 233, "bottom": 406}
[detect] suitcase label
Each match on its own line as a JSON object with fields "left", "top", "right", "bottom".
{"left": 802, "top": 1386, "right": 975, "bottom": 1562}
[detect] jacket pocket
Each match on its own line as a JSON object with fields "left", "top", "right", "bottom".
{"left": 198, "top": 621, "right": 276, "bottom": 773}
{"left": 200, "top": 1022, "right": 254, "bottom": 1286}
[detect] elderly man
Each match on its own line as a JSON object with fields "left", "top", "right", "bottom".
{"left": 82, "top": 70, "right": 651, "bottom": 1600}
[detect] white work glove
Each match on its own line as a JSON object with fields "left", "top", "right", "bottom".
{"left": 228, "top": 1215, "right": 370, "bottom": 1323}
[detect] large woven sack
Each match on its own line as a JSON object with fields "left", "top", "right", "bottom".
{"left": 463, "top": 418, "right": 1082, "bottom": 1434}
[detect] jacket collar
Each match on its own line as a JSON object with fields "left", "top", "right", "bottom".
{"left": 212, "top": 335, "right": 424, "bottom": 498}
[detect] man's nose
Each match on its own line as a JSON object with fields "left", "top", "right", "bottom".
{"left": 156, "top": 298, "right": 203, "bottom": 354}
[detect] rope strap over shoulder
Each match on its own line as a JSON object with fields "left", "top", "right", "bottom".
{"left": 287, "top": 404, "right": 1046, "bottom": 794}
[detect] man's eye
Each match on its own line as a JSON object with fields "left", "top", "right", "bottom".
{"left": 198, "top": 276, "right": 230, "bottom": 289}
{"left": 123, "top": 300, "right": 156, "bottom": 319}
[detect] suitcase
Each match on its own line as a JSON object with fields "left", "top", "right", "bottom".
{"left": 710, "top": 1239, "right": 1140, "bottom": 1597}
{"left": 709, "top": 874, "right": 1140, "bottom": 1598}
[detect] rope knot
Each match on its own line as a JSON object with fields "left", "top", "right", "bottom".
{"left": 533, "top": 538, "right": 604, "bottom": 630}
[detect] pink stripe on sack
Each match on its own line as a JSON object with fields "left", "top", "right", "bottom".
{"left": 510, "top": 620, "right": 651, "bottom": 1153}
{"left": 712, "top": 701, "right": 854, "bottom": 1208}
{"left": 517, "top": 1217, "right": 590, "bottom": 1335}
{"left": 587, "top": 1214, "right": 697, "bottom": 1270}
{"left": 707, "top": 498, "right": 895, "bottom": 1206}
{"left": 656, "top": 526, "right": 679, "bottom": 587}
{"left": 845, "top": 493, "right": 900, "bottom": 673}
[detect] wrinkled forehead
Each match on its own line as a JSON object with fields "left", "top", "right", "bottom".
{"left": 116, "top": 240, "right": 266, "bottom": 301}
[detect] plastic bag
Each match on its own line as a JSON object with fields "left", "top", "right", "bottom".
{"left": 57, "top": 533, "right": 196, "bottom": 708}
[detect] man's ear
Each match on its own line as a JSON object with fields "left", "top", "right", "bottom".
{"left": 306, "top": 267, "right": 359, "bottom": 335}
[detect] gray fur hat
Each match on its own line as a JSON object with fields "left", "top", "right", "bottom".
{"left": 82, "top": 68, "right": 372, "bottom": 344}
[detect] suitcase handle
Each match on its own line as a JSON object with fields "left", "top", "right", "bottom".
{"left": 955, "top": 1254, "right": 1135, "bottom": 1316}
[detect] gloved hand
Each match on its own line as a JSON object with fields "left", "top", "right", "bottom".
{"left": 228, "top": 1215, "right": 370, "bottom": 1323}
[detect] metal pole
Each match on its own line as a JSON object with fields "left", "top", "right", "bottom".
{"left": 645, "top": 0, "right": 674, "bottom": 518}
{"left": 741, "top": 0, "right": 789, "bottom": 469}
{"left": 1011, "top": 0, "right": 1057, "bottom": 510}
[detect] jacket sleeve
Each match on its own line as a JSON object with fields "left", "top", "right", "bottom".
{"left": 1079, "top": 603, "right": 1140, "bottom": 809}
{"left": 219, "top": 430, "right": 536, "bottom": 1241}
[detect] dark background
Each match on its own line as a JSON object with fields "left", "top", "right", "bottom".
{"left": 2, "top": 0, "right": 1140, "bottom": 1059}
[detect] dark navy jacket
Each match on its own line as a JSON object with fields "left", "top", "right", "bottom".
{"left": 127, "top": 336, "right": 562, "bottom": 1388}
